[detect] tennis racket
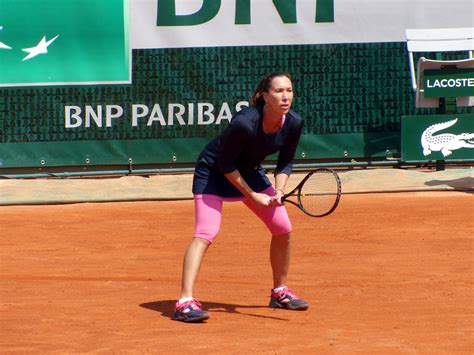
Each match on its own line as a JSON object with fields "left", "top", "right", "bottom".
{"left": 281, "top": 168, "right": 341, "bottom": 217}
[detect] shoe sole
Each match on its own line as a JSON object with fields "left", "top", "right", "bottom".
{"left": 269, "top": 300, "right": 309, "bottom": 311}
{"left": 172, "top": 313, "right": 209, "bottom": 323}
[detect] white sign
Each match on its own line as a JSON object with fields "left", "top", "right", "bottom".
{"left": 130, "top": 0, "right": 474, "bottom": 49}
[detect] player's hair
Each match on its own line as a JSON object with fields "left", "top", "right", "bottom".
{"left": 250, "top": 72, "right": 292, "bottom": 106}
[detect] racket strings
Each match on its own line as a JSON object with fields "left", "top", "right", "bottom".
{"left": 299, "top": 172, "right": 340, "bottom": 216}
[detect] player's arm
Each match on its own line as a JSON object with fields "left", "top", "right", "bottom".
{"left": 273, "top": 117, "right": 303, "bottom": 205}
{"left": 272, "top": 172, "right": 289, "bottom": 205}
{"left": 276, "top": 118, "right": 303, "bottom": 175}
{"left": 224, "top": 170, "right": 271, "bottom": 207}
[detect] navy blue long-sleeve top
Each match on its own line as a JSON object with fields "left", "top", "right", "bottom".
{"left": 192, "top": 104, "right": 304, "bottom": 197}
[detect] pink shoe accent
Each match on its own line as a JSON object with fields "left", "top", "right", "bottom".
{"left": 272, "top": 287, "right": 300, "bottom": 303}
{"left": 175, "top": 299, "right": 203, "bottom": 313}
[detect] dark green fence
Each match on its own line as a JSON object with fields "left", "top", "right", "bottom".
{"left": 0, "top": 43, "right": 471, "bottom": 173}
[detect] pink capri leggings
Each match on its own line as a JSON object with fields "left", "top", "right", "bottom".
{"left": 193, "top": 187, "right": 292, "bottom": 243}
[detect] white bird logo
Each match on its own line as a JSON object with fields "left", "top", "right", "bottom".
{"left": 0, "top": 42, "right": 11, "bottom": 49}
{"left": 0, "top": 25, "right": 12, "bottom": 49}
{"left": 21, "top": 34, "right": 59, "bottom": 61}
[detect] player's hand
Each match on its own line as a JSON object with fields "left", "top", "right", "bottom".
{"left": 250, "top": 192, "right": 272, "bottom": 207}
{"left": 270, "top": 188, "right": 284, "bottom": 206}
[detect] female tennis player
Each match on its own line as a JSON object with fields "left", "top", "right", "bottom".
{"left": 173, "top": 72, "right": 309, "bottom": 322}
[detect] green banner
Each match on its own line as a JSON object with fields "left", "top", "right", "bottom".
{"left": 0, "top": 0, "right": 129, "bottom": 86}
{"left": 423, "top": 68, "right": 474, "bottom": 98}
{"left": 0, "top": 132, "right": 399, "bottom": 169}
{"left": 402, "top": 114, "right": 474, "bottom": 161}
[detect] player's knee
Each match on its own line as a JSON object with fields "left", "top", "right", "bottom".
{"left": 266, "top": 207, "right": 292, "bottom": 237}
{"left": 194, "top": 226, "right": 220, "bottom": 244}
{"left": 271, "top": 225, "right": 292, "bottom": 238}
{"left": 273, "top": 214, "right": 292, "bottom": 236}
{"left": 192, "top": 235, "right": 213, "bottom": 246}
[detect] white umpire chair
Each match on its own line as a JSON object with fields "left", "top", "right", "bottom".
{"left": 405, "top": 27, "right": 474, "bottom": 108}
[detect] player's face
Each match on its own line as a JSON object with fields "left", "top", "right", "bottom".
{"left": 263, "top": 76, "right": 293, "bottom": 115}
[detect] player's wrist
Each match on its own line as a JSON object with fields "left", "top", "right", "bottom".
{"left": 274, "top": 188, "right": 284, "bottom": 195}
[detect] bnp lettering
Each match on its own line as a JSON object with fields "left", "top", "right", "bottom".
{"left": 64, "top": 102, "right": 249, "bottom": 129}
{"left": 157, "top": 0, "right": 334, "bottom": 26}
{"left": 65, "top": 105, "right": 124, "bottom": 129}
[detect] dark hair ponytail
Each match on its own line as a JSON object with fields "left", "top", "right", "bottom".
{"left": 249, "top": 72, "right": 292, "bottom": 106}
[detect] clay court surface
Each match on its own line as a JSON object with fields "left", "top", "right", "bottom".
{"left": 1, "top": 191, "right": 473, "bottom": 353}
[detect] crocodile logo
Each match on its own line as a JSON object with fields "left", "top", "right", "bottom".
{"left": 421, "top": 118, "right": 474, "bottom": 157}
